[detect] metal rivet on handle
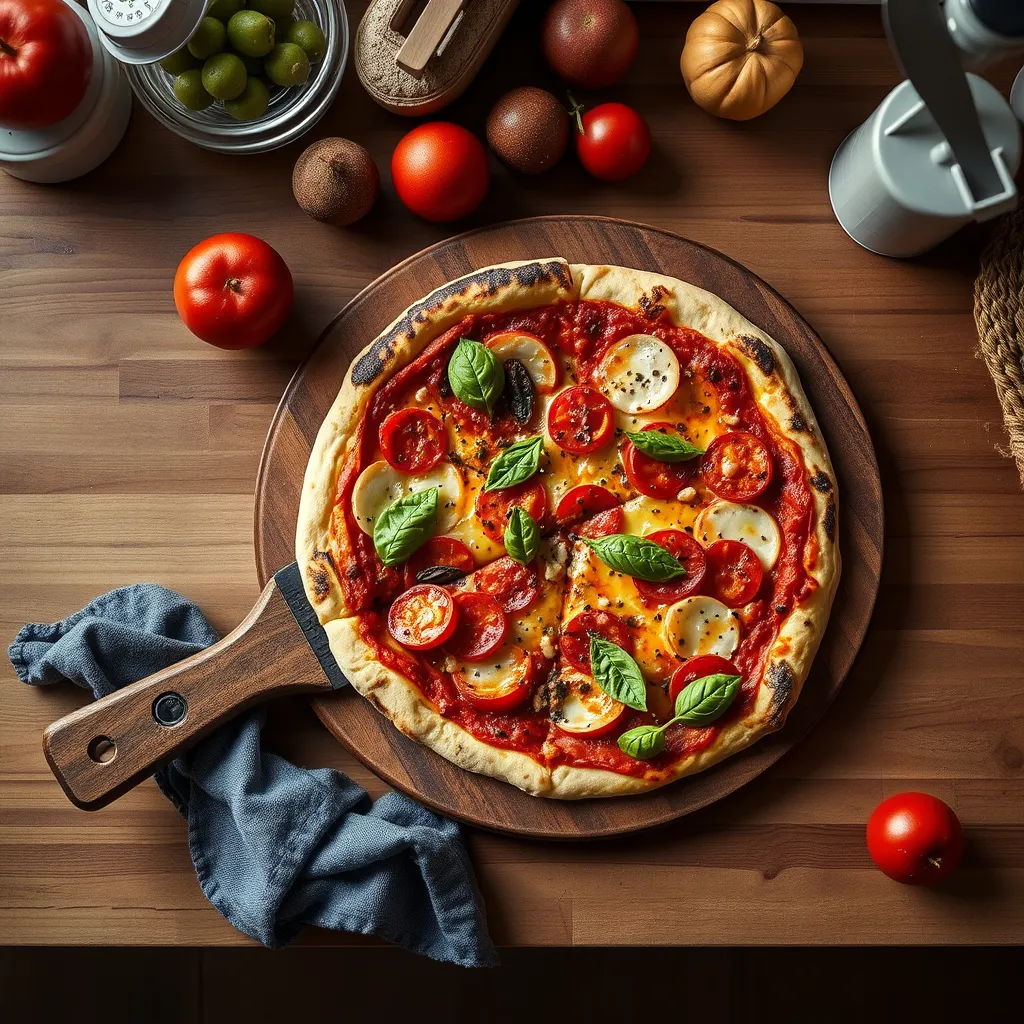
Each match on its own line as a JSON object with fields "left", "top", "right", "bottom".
{"left": 153, "top": 692, "right": 187, "bottom": 727}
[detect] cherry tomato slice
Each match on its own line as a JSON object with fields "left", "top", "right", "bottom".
{"left": 475, "top": 479, "right": 548, "bottom": 544}
{"left": 379, "top": 408, "right": 446, "bottom": 474}
{"left": 445, "top": 591, "right": 508, "bottom": 661}
{"left": 472, "top": 556, "right": 541, "bottom": 613}
{"left": 633, "top": 529, "right": 707, "bottom": 607}
{"left": 668, "top": 654, "right": 740, "bottom": 705}
{"left": 555, "top": 484, "right": 619, "bottom": 525}
{"left": 622, "top": 422, "right": 696, "bottom": 500}
{"left": 387, "top": 584, "right": 458, "bottom": 651}
{"left": 702, "top": 431, "right": 774, "bottom": 502}
{"left": 704, "top": 539, "right": 764, "bottom": 608}
{"left": 576, "top": 506, "right": 626, "bottom": 539}
{"left": 559, "top": 610, "right": 633, "bottom": 674}
{"left": 453, "top": 645, "right": 537, "bottom": 712}
{"left": 402, "top": 536, "right": 476, "bottom": 590}
{"left": 547, "top": 385, "right": 615, "bottom": 455}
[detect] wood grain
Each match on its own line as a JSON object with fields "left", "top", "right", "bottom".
{"left": 1, "top": 1, "right": 1022, "bottom": 945}
{"left": 254, "top": 215, "right": 882, "bottom": 838}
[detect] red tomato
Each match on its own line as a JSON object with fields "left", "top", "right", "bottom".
{"left": 402, "top": 537, "right": 475, "bottom": 590}
{"left": 386, "top": 585, "right": 457, "bottom": 651}
{"left": 547, "top": 385, "right": 615, "bottom": 454}
{"left": 866, "top": 793, "right": 965, "bottom": 886}
{"left": 475, "top": 480, "right": 548, "bottom": 544}
{"left": 622, "top": 422, "right": 698, "bottom": 500}
{"left": 453, "top": 646, "right": 536, "bottom": 712}
{"left": 472, "top": 556, "right": 540, "bottom": 613}
{"left": 668, "top": 654, "right": 740, "bottom": 705}
{"left": 633, "top": 529, "right": 707, "bottom": 607}
{"left": 702, "top": 431, "right": 774, "bottom": 502}
{"left": 555, "top": 484, "right": 619, "bottom": 525}
{"left": 173, "top": 233, "right": 293, "bottom": 349}
{"left": 541, "top": 0, "right": 639, "bottom": 90}
{"left": 445, "top": 591, "right": 508, "bottom": 661}
{"left": 0, "top": 0, "right": 92, "bottom": 130}
{"left": 575, "top": 102, "right": 650, "bottom": 182}
{"left": 559, "top": 610, "right": 632, "bottom": 674}
{"left": 576, "top": 506, "right": 625, "bottom": 539}
{"left": 379, "top": 408, "right": 445, "bottom": 474}
{"left": 391, "top": 122, "right": 489, "bottom": 223}
{"left": 704, "top": 539, "right": 764, "bottom": 608}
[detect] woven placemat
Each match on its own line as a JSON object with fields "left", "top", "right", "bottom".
{"left": 974, "top": 206, "right": 1024, "bottom": 487}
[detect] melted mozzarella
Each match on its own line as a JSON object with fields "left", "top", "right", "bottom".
{"left": 485, "top": 332, "right": 558, "bottom": 393}
{"left": 351, "top": 460, "right": 464, "bottom": 535}
{"left": 663, "top": 596, "right": 741, "bottom": 659}
{"left": 453, "top": 644, "right": 529, "bottom": 694}
{"left": 554, "top": 671, "right": 626, "bottom": 735}
{"left": 598, "top": 334, "right": 680, "bottom": 414}
{"left": 696, "top": 500, "right": 781, "bottom": 569}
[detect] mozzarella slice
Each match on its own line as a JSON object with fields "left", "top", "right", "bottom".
{"left": 598, "top": 334, "right": 680, "bottom": 414}
{"left": 554, "top": 671, "right": 627, "bottom": 735}
{"left": 485, "top": 332, "right": 559, "bottom": 393}
{"left": 453, "top": 644, "right": 528, "bottom": 691}
{"left": 696, "top": 500, "right": 781, "bottom": 569}
{"left": 664, "top": 596, "right": 741, "bottom": 659}
{"left": 351, "top": 460, "right": 464, "bottom": 535}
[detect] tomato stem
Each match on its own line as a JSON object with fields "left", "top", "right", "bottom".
{"left": 0, "top": 39, "right": 17, "bottom": 58}
{"left": 224, "top": 277, "right": 242, "bottom": 293}
{"left": 925, "top": 855, "right": 943, "bottom": 870}
{"left": 566, "top": 92, "right": 585, "bottom": 136}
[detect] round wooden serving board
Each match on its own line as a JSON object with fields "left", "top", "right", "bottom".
{"left": 254, "top": 216, "right": 883, "bottom": 840}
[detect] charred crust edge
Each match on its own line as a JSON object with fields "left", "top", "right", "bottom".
{"left": 739, "top": 334, "right": 776, "bottom": 376}
{"left": 638, "top": 285, "right": 670, "bottom": 321}
{"left": 766, "top": 661, "right": 795, "bottom": 728}
{"left": 790, "top": 412, "right": 808, "bottom": 432}
{"left": 810, "top": 470, "right": 832, "bottom": 493}
{"left": 307, "top": 549, "right": 337, "bottom": 603}
{"left": 823, "top": 500, "right": 837, "bottom": 542}
{"left": 350, "top": 261, "right": 572, "bottom": 386}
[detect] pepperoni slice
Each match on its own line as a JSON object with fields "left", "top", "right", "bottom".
{"left": 704, "top": 539, "right": 764, "bottom": 608}
{"left": 555, "top": 484, "right": 619, "bottom": 525}
{"left": 633, "top": 529, "right": 707, "bottom": 607}
{"left": 622, "top": 422, "right": 697, "bottom": 500}
{"left": 386, "top": 585, "right": 457, "bottom": 651}
{"left": 559, "top": 610, "right": 633, "bottom": 674}
{"left": 444, "top": 591, "right": 508, "bottom": 661}
{"left": 702, "top": 431, "right": 774, "bottom": 502}
{"left": 402, "top": 536, "right": 476, "bottom": 589}
{"left": 547, "top": 385, "right": 615, "bottom": 455}
{"left": 668, "top": 654, "right": 741, "bottom": 705}
{"left": 472, "top": 556, "right": 541, "bottom": 613}
{"left": 453, "top": 646, "right": 537, "bottom": 712}
{"left": 576, "top": 506, "right": 625, "bottom": 539}
{"left": 379, "top": 408, "right": 446, "bottom": 474}
{"left": 475, "top": 479, "right": 548, "bottom": 544}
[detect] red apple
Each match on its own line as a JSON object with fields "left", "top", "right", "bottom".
{"left": 541, "top": 0, "right": 639, "bottom": 90}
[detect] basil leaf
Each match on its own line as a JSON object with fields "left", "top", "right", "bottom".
{"left": 415, "top": 565, "right": 468, "bottom": 585}
{"left": 448, "top": 338, "right": 504, "bottom": 415}
{"left": 589, "top": 635, "right": 647, "bottom": 711}
{"left": 372, "top": 488, "right": 438, "bottom": 568}
{"left": 618, "top": 725, "right": 666, "bottom": 760}
{"left": 583, "top": 534, "right": 686, "bottom": 583}
{"left": 673, "top": 673, "right": 742, "bottom": 726}
{"left": 625, "top": 430, "right": 705, "bottom": 462}
{"left": 504, "top": 506, "right": 540, "bottom": 565}
{"left": 484, "top": 435, "right": 543, "bottom": 492}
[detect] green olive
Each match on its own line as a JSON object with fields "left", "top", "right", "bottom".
{"left": 224, "top": 77, "right": 271, "bottom": 121}
{"left": 201, "top": 52, "right": 247, "bottom": 101}
{"left": 158, "top": 47, "right": 198, "bottom": 76}
{"left": 263, "top": 42, "right": 309, "bottom": 87}
{"left": 286, "top": 20, "right": 325, "bottom": 62}
{"left": 206, "top": 0, "right": 243, "bottom": 19}
{"left": 227, "top": 10, "right": 276, "bottom": 58}
{"left": 173, "top": 69, "right": 215, "bottom": 111}
{"left": 187, "top": 17, "right": 226, "bottom": 60}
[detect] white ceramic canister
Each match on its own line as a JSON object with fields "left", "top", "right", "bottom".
{"left": 87, "top": 0, "right": 208, "bottom": 64}
{"left": 0, "top": 0, "right": 132, "bottom": 184}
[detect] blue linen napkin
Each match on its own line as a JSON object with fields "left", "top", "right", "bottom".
{"left": 9, "top": 583, "right": 498, "bottom": 967}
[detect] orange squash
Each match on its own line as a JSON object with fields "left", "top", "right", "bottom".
{"left": 681, "top": 0, "right": 803, "bottom": 121}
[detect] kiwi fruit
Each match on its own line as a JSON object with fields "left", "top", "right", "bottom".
{"left": 291, "top": 138, "right": 380, "bottom": 226}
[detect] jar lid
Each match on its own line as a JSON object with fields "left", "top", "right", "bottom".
{"left": 88, "top": 0, "right": 207, "bottom": 64}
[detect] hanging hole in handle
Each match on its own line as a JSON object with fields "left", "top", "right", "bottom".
{"left": 87, "top": 736, "right": 116, "bottom": 763}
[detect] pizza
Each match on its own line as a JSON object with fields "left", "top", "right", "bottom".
{"left": 296, "top": 259, "right": 840, "bottom": 799}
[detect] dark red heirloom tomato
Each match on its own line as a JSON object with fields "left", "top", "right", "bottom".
{"left": 633, "top": 529, "right": 706, "bottom": 607}
{"left": 379, "top": 408, "right": 445, "bottom": 474}
{"left": 453, "top": 646, "right": 536, "bottom": 712}
{"left": 402, "top": 537, "right": 475, "bottom": 589}
{"left": 387, "top": 584, "right": 458, "bottom": 651}
{"left": 576, "top": 102, "right": 651, "bottom": 182}
{"left": 560, "top": 610, "right": 632, "bottom": 674}
{"left": 669, "top": 654, "right": 740, "bottom": 705}
{"left": 866, "top": 793, "right": 965, "bottom": 886}
{"left": 702, "top": 431, "right": 774, "bottom": 502}
{"left": 704, "top": 539, "right": 764, "bottom": 608}
{"left": 555, "top": 484, "right": 619, "bottom": 525}
{"left": 445, "top": 591, "right": 508, "bottom": 661}
{"left": 472, "top": 556, "right": 541, "bottom": 613}
{"left": 576, "top": 506, "right": 625, "bottom": 539}
{"left": 173, "top": 233, "right": 293, "bottom": 349}
{"left": 0, "top": 0, "right": 92, "bottom": 130}
{"left": 622, "top": 422, "right": 697, "bottom": 500}
{"left": 541, "top": 0, "right": 639, "bottom": 90}
{"left": 547, "top": 385, "right": 615, "bottom": 455}
{"left": 391, "top": 121, "right": 489, "bottom": 223}
{"left": 475, "top": 480, "right": 548, "bottom": 544}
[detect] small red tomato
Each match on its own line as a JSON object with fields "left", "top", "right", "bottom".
{"left": 475, "top": 479, "right": 548, "bottom": 544}
{"left": 387, "top": 584, "right": 458, "bottom": 651}
{"left": 575, "top": 102, "right": 650, "bottom": 182}
{"left": 0, "top": 0, "right": 92, "bottom": 130}
{"left": 576, "top": 505, "right": 625, "bottom": 539}
{"left": 541, "top": 0, "right": 639, "bottom": 90}
{"left": 547, "top": 384, "right": 615, "bottom": 454}
{"left": 668, "top": 654, "right": 740, "bottom": 705}
{"left": 622, "top": 422, "right": 697, "bottom": 500}
{"left": 704, "top": 539, "right": 764, "bottom": 608}
{"left": 402, "top": 537, "right": 476, "bottom": 590}
{"left": 444, "top": 591, "right": 508, "bottom": 662}
{"left": 633, "top": 529, "right": 706, "bottom": 607}
{"left": 702, "top": 431, "right": 774, "bottom": 502}
{"left": 471, "top": 556, "right": 541, "bottom": 613}
{"left": 173, "top": 233, "right": 293, "bottom": 349}
{"left": 866, "top": 792, "right": 965, "bottom": 886}
{"left": 391, "top": 122, "right": 490, "bottom": 222}
{"left": 379, "top": 408, "right": 446, "bottom": 474}
{"left": 560, "top": 609, "right": 632, "bottom": 674}
{"left": 555, "top": 484, "right": 619, "bottom": 525}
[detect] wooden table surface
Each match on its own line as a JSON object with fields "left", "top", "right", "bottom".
{"left": 3, "top": 2, "right": 1023, "bottom": 946}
